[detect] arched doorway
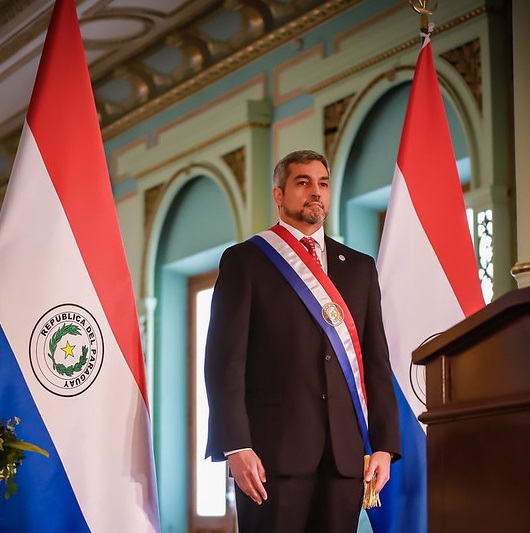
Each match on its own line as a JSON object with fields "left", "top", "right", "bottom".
{"left": 153, "top": 174, "right": 238, "bottom": 532}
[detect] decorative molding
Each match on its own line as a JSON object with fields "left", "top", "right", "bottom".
{"left": 95, "top": 63, "right": 151, "bottom": 120}
{"left": 111, "top": 134, "right": 150, "bottom": 184}
{"left": 333, "top": 1, "right": 408, "bottom": 53}
{"left": 114, "top": 189, "right": 138, "bottom": 204}
{"left": 441, "top": 39, "right": 482, "bottom": 111}
{"left": 135, "top": 121, "right": 269, "bottom": 181}
{"left": 222, "top": 147, "right": 247, "bottom": 201}
{"left": 324, "top": 93, "right": 355, "bottom": 160}
{"left": 100, "top": 0, "right": 358, "bottom": 141}
{"left": 326, "top": 65, "right": 414, "bottom": 166}
{"left": 144, "top": 183, "right": 165, "bottom": 231}
{"left": 0, "top": 0, "right": 39, "bottom": 25}
{"left": 308, "top": 6, "right": 488, "bottom": 94}
{"left": 80, "top": 14, "right": 154, "bottom": 47}
{"left": 0, "top": 9, "right": 51, "bottom": 71}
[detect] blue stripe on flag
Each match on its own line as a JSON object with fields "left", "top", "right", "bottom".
{"left": 0, "top": 325, "right": 90, "bottom": 532}
{"left": 367, "top": 375, "right": 427, "bottom": 533}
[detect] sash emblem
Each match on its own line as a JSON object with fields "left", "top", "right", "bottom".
{"left": 321, "top": 301, "right": 344, "bottom": 327}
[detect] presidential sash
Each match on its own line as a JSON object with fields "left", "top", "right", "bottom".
{"left": 250, "top": 225, "right": 371, "bottom": 454}
{"left": 250, "top": 225, "right": 382, "bottom": 508}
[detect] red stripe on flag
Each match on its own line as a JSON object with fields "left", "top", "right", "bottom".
{"left": 397, "top": 41, "right": 484, "bottom": 317}
{"left": 26, "top": 0, "right": 149, "bottom": 408}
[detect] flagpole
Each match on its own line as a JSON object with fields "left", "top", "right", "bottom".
{"left": 408, "top": 0, "right": 438, "bottom": 32}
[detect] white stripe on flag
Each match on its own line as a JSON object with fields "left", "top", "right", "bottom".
{"left": 378, "top": 164, "right": 465, "bottom": 418}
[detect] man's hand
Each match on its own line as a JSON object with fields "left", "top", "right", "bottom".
{"left": 227, "top": 449, "right": 268, "bottom": 505}
{"left": 364, "top": 451, "right": 392, "bottom": 493}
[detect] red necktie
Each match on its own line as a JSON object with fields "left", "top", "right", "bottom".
{"left": 300, "top": 236, "right": 322, "bottom": 269}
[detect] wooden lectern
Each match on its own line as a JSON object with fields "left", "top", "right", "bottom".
{"left": 412, "top": 287, "right": 530, "bottom": 533}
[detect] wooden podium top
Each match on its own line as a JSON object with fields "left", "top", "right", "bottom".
{"left": 412, "top": 286, "right": 530, "bottom": 366}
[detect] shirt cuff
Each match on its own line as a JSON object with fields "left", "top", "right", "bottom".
{"left": 224, "top": 447, "right": 252, "bottom": 457}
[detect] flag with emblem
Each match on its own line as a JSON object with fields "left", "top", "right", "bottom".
{"left": 0, "top": 0, "right": 160, "bottom": 530}
{"left": 368, "top": 26, "right": 485, "bottom": 533}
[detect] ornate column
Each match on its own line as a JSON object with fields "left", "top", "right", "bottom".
{"left": 511, "top": 0, "right": 530, "bottom": 287}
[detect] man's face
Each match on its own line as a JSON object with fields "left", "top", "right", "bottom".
{"left": 273, "top": 160, "right": 330, "bottom": 232}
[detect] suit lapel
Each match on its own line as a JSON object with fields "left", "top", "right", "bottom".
{"left": 325, "top": 236, "right": 345, "bottom": 287}
{"left": 325, "top": 236, "right": 359, "bottom": 315}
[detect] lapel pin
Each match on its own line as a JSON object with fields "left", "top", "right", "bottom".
{"left": 338, "top": 254, "right": 346, "bottom": 262}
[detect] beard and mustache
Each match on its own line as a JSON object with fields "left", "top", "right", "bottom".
{"left": 283, "top": 198, "right": 328, "bottom": 226}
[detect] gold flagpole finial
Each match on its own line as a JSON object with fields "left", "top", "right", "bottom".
{"left": 408, "top": 0, "right": 438, "bottom": 33}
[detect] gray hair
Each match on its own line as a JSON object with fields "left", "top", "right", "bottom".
{"left": 273, "top": 150, "right": 330, "bottom": 190}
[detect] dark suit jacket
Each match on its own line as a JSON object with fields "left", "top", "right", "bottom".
{"left": 204, "top": 234, "right": 401, "bottom": 478}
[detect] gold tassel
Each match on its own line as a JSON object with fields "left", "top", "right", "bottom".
{"left": 362, "top": 454, "right": 382, "bottom": 510}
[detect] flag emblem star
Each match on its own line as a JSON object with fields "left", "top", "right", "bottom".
{"left": 60, "top": 340, "right": 76, "bottom": 358}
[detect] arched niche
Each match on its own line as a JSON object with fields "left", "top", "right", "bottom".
{"left": 157, "top": 175, "right": 237, "bottom": 267}
{"left": 143, "top": 162, "right": 244, "bottom": 299}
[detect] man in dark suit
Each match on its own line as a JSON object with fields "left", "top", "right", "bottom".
{"left": 205, "top": 150, "right": 400, "bottom": 532}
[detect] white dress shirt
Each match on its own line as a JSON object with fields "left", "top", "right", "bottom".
{"left": 278, "top": 219, "right": 327, "bottom": 273}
